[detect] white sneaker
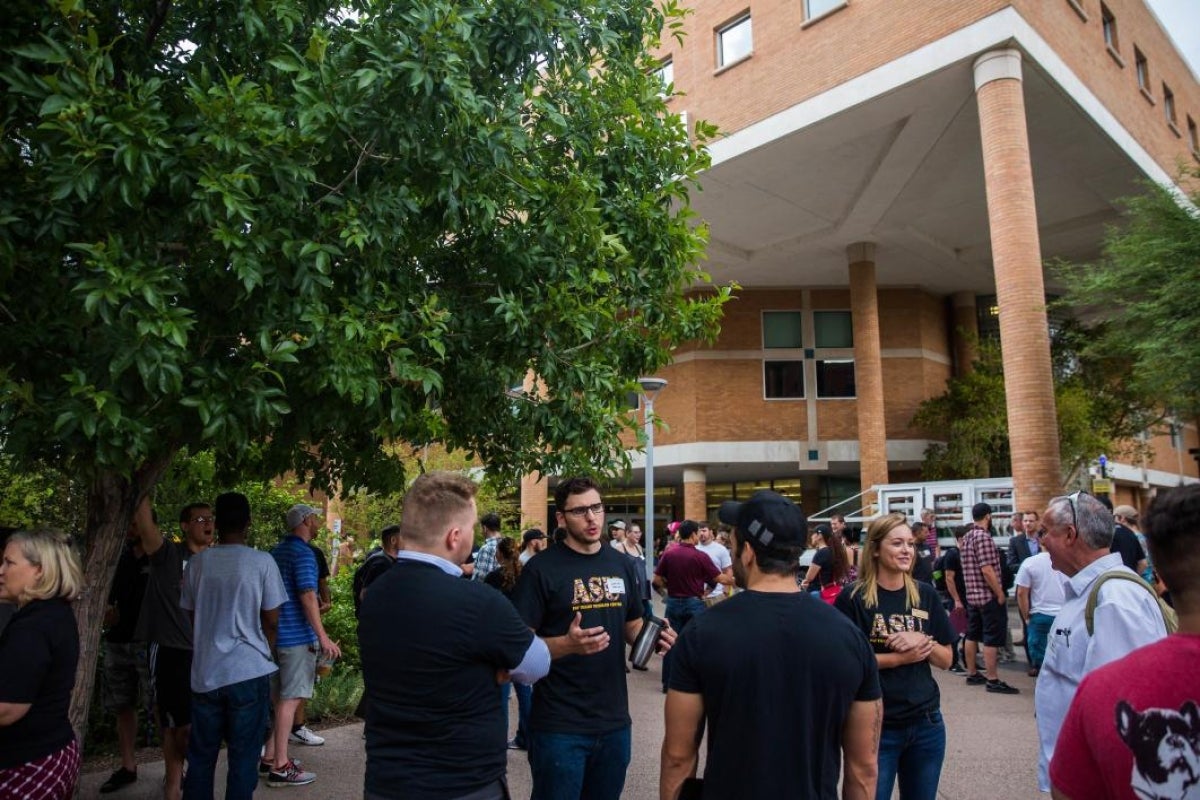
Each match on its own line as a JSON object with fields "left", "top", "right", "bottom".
{"left": 288, "top": 726, "right": 325, "bottom": 746}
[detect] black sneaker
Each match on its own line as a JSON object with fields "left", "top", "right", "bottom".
{"left": 965, "top": 673, "right": 987, "bottom": 685}
{"left": 948, "top": 664, "right": 967, "bottom": 675}
{"left": 986, "top": 679, "right": 1020, "bottom": 694}
{"left": 100, "top": 768, "right": 137, "bottom": 794}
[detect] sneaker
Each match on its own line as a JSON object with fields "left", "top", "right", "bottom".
{"left": 100, "top": 768, "right": 138, "bottom": 793}
{"left": 1027, "top": 667, "right": 1040, "bottom": 678}
{"left": 948, "top": 664, "right": 967, "bottom": 675}
{"left": 267, "top": 760, "right": 316, "bottom": 788}
{"left": 288, "top": 726, "right": 325, "bottom": 746}
{"left": 507, "top": 737, "right": 526, "bottom": 751}
{"left": 965, "top": 673, "right": 988, "bottom": 685}
{"left": 986, "top": 679, "right": 1020, "bottom": 694}
{"left": 261, "top": 758, "right": 302, "bottom": 777}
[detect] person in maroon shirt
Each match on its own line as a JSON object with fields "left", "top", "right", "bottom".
{"left": 654, "top": 521, "right": 733, "bottom": 694}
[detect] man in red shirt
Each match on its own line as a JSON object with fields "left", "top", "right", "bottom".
{"left": 1049, "top": 485, "right": 1196, "bottom": 800}
{"left": 654, "top": 521, "right": 732, "bottom": 694}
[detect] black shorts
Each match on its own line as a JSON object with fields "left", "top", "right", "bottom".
{"left": 149, "top": 644, "right": 192, "bottom": 729}
{"left": 966, "top": 598, "right": 1008, "bottom": 647}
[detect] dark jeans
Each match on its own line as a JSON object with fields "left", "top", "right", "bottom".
{"left": 1027, "top": 612, "right": 1055, "bottom": 668}
{"left": 501, "top": 681, "right": 533, "bottom": 747}
{"left": 183, "top": 674, "right": 271, "bottom": 800}
{"left": 876, "top": 710, "right": 946, "bottom": 800}
{"left": 527, "top": 727, "right": 631, "bottom": 800}
{"left": 663, "top": 597, "right": 705, "bottom": 691}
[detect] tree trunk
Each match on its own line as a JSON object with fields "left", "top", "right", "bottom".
{"left": 69, "top": 455, "right": 174, "bottom": 748}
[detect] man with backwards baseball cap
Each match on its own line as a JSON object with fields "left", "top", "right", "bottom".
{"left": 660, "top": 490, "right": 882, "bottom": 800}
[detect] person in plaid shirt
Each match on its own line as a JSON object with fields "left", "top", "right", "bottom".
{"left": 470, "top": 512, "right": 504, "bottom": 583}
{"left": 960, "top": 502, "right": 1020, "bottom": 694}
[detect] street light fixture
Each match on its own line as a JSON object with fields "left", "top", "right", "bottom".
{"left": 637, "top": 377, "right": 668, "bottom": 593}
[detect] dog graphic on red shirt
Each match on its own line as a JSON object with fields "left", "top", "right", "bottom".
{"left": 1116, "top": 700, "right": 1200, "bottom": 800}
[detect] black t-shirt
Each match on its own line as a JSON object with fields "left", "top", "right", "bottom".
{"left": 670, "top": 591, "right": 881, "bottom": 800}
{"left": 106, "top": 542, "right": 150, "bottom": 643}
{"left": 911, "top": 553, "right": 934, "bottom": 587}
{"left": 309, "top": 542, "right": 331, "bottom": 582}
{"left": 0, "top": 599, "right": 79, "bottom": 769}
{"left": 834, "top": 581, "right": 954, "bottom": 725}
{"left": 354, "top": 551, "right": 396, "bottom": 617}
{"left": 1110, "top": 525, "right": 1146, "bottom": 572}
{"left": 811, "top": 547, "right": 833, "bottom": 589}
{"left": 358, "top": 559, "right": 533, "bottom": 799}
{"left": 511, "top": 543, "right": 642, "bottom": 735}
{"left": 942, "top": 546, "right": 968, "bottom": 601}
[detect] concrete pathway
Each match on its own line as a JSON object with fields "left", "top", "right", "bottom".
{"left": 80, "top": 654, "right": 1046, "bottom": 799}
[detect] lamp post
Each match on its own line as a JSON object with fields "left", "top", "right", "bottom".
{"left": 637, "top": 377, "right": 668, "bottom": 598}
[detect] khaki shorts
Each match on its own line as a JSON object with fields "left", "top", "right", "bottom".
{"left": 273, "top": 644, "right": 318, "bottom": 700}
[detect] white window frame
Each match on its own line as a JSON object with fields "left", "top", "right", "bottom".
{"left": 716, "top": 14, "right": 752, "bottom": 69}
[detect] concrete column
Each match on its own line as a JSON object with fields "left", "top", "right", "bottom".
{"left": 520, "top": 472, "right": 549, "bottom": 531}
{"left": 951, "top": 291, "right": 978, "bottom": 377}
{"left": 848, "top": 242, "right": 889, "bottom": 511}
{"left": 682, "top": 466, "right": 708, "bottom": 523}
{"left": 974, "top": 49, "right": 1062, "bottom": 511}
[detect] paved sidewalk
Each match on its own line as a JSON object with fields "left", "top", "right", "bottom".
{"left": 81, "top": 654, "right": 1046, "bottom": 799}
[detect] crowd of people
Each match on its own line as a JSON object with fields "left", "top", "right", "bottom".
{"left": 0, "top": 477, "right": 1195, "bottom": 800}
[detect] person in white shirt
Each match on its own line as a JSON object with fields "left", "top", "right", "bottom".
{"left": 1033, "top": 491, "right": 1169, "bottom": 793}
{"left": 696, "top": 523, "right": 733, "bottom": 607}
{"left": 608, "top": 520, "right": 626, "bottom": 548}
{"left": 519, "top": 529, "right": 546, "bottom": 566}
{"left": 1014, "top": 551, "right": 1067, "bottom": 677}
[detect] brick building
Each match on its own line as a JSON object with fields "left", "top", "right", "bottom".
{"left": 520, "top": 0, "right": 1200, "bottom": 531}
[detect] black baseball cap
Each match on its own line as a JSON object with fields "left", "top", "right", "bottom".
{"left": 522, "top": 528, "right": 546, "bottom": 545}
{"left": 718, "top": 490, "right": 807, "bottom": 551}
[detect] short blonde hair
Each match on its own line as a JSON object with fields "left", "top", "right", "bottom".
{"left": 7, "top": 530, "right": 84, "bottom": 604}
{"left": 401, "top": 472, "right": 479, "bottom": 547}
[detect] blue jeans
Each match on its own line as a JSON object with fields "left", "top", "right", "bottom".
{"left": 183, "top": 674, "right": 271, "bottom": 800}
{"left": 501, "top": 681, "right": 533, "bottom": 747}
{"left": 1027, "top": 612, "right": 1055, "bottom": 668}
{"left": 528, "top": 727, "right": 631, "bottom": 800}
{"left": 663, "top": 597, "right": 705, "bottom": 691}
{"left": 876, "top": 709, "right": 946, "bottom": 800}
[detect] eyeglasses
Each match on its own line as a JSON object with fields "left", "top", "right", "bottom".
{"left": 1042, "top": 491, "right": 1082, "bottom": 539}
{"left": 189, "top": 516, "right": 215, "bottom": 525}
{"left": 562, "top": 503, "right": 605, "bottom": 519}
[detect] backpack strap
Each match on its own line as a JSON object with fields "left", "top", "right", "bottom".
{"left": 1084, "top": 570, "right": 1177, "bottom": 636}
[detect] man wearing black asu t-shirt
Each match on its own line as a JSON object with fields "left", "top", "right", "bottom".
{"left": 512, "top": 476, "right": 677, "bottom": 800}
{"left": 359, "top": 472, "right": 550, "bottom": 800}
{"left": 661, "top": 490, "right": 883, "bottom": 800}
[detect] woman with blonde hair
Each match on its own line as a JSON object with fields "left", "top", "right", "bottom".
{"left": 833, "top": 513, "right": 953, "bottom": 800}
{"left": 0, "top": 530, "right": 84, "bottom": 799}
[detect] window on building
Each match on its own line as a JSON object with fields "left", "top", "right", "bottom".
{"left": 813, "top": 311, "right": 854, "bottom": 348}
{"left": 1101, "top": 4, "right": 1119, "bottom": 51}
{"left": 656, "top": 58, "right": 673, "bottom": 92}
{"left": 816, "top": 359, "right": 856, "bottom": 398}
{"left": 1163, "top": 84, "right": 1177, "bottom": 126}
{"left": 805, "top": 0, "right": 844, "bottom": 20}
{"left": 1189, "top": 116, "right": 1199, "bottom": 153}
{"left": 763, "top": 311, "right": 803, "bottom": 348}
{"left": 717, "top": 14, "right": 752, "bottom": 68}
{"left": 1135, "top": 48, "right": 1148, "bottom": 91}
{"left": 764, "top": 361, "right": 804, "bottom": 399}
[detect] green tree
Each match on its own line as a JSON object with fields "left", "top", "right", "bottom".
{"left": 1, "top": 0, "right": 726, "bottom": 738}
{"left": 912, "top": 332, "right": 1158, "bottom": 483}
{"left": 1053, "top": 169, "right": 1200, "bottom": 419}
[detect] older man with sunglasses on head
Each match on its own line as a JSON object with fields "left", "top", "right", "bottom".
{"left": 1033, "top": 491, "right": 1169, "bottom": 794}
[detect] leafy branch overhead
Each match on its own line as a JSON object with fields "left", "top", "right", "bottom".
{"left": 0, "top": 0, "right": 729, "bottom": 497}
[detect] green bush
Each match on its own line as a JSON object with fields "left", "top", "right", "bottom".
{"left": 323, "top": 567, "right": 361, "bottom": 671}
{"left": 308, "top": 667, "right": 364, "bottom": 723}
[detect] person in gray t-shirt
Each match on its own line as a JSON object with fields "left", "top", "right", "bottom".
{"left": 179, "top": 492, "right": 288, "bottom": 800}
